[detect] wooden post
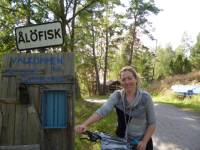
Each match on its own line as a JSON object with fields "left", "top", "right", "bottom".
{"left": 0, "top": 98, "right": 19, "bottom": 104}
{"left": 0, "top": 111, "right": 2, "bottom": 136}
{"left": 0, "top": 144, "right": 40, "bottom": 150}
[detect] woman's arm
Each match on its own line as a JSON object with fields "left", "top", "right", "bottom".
{"left": 138, "top": 92, "right": 156, "bottom": 150}
{"left": 75, "top": 90, "right": 120, "bottom": 134}
{"left": 75, "top": 112, "right": 103, "bottom": 134}
{"left": 137, "top": 124, "right": 156, "bottom": 150}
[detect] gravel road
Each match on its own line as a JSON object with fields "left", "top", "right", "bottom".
{"left": 153, "top": 103, "right": 200, "bottom": 150}
{"left": 85, "top": 99, "right": 200, "bottom": 150}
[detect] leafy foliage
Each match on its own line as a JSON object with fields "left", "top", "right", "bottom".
{"left": 190, "top": 33, "right": 200, "bottom": 70}
{"left": 169, "top": 54, "right": 192, "bottom": 75}
{"left": 123, "top": 0, "right": 160, "bottom": 65}
{"left": 154, "top": 45, "right": 175, "bottom": 79}
{"left": 134, "top": 49, "right": 154, "bottom": 81}
{"left": 2, "top": 0, "right": 198, "bottom": 96}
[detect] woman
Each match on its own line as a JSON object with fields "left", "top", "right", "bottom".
{"left": 75, "top": 66, "right": 156, "bottom": 150}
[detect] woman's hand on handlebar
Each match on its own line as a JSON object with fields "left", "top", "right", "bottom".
{"left": 137, "top": 140, "right": 147, "bottom": 150}
{"left": 75, "top": 113, "right": 102, "bottom": 134}
{"left": 75, "top": 124, "right": 87, "bottom": 134}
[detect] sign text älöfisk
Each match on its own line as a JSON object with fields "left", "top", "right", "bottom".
{"left": 15, "top": 21, "right": 64, "bottom": 50}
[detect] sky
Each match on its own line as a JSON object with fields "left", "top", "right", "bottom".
{"left": 147, "top": 0, "right": 200, "bottom": 49}
{"left": 120, "top": 0, "right": 200, "bottom": 50}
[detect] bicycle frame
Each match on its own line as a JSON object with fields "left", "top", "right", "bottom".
{"left": 82, "top": 131, "right": 137, "bottom": 150}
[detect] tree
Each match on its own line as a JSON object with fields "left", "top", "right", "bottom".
{"left": 134, "top": 48, "right": 154, "bottom": 82}
{"left": 74, "top": 8, "right": 103, "bottom": 95}
{"left": 0, "top": 0, "right": 111, "bottom": 95}
{"left": 175, "top": 32, "right": 193, "bottom": 57}
{"left": 124, "top": 0, "right": 160, "bottom": 65}
{"left": 180, "top": 32, "right": 193, "bottom": 57}
{"left": 183, "top": 57, "right": 192, "bottom": 73}
{"left": 169, "top": 54, "right": 191, "bottom": 75}
{"left": 190, "top": 33, "right": 200, "bottom": 70}
{"left": 170, "top": 54, "right": 184, "bottom": 74}
{"left": 102, "top": 0, "right": 121, "bottom": 94}
{"left": 0, "top": 0, "right": 161, "bottom": 96}
{"left": 0, "top": 0, "right": 103, "bottom": 53}
{"left": 154, "top": 45, "right": 175, "bottom": 78}
{"left": 75, "top": 0, "right": 123, "bottom": 95}
{"left": 0, "top": 0, "right": 27, "bottom": 54}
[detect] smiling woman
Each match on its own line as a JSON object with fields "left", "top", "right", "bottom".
{"left": 119, "top": 66, "right": 139, "bottom": 100}
{"left": 75, "top": 66, "right": 156, "bottom": 150}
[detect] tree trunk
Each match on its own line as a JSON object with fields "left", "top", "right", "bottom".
{"left": 59, "top": 0, "right": 68, "bottom": 52}
{"left": 103, "top": 26, "right": 109, "bottom": 94}
{"left": 26, "top": 0, "right": 31, "bottom": 53}
{"left": 92, "top": 18, "right": 101, "bottom": 95}
{"left": 128, "top": 25, "right": 136, "bottom": 65}
{"left": 70, "top": 0, "right": 77, "bottom": 52}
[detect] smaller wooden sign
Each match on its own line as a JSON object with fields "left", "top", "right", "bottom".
{"left": 15, "top": 21, "right": 64, "bottom": 51}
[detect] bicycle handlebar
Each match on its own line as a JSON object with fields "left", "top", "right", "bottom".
{"left": 81, "top": 130, "right": 138, "bottom": 150}
{"left": 83, "top": 130, "right": 101, "bottom": 142}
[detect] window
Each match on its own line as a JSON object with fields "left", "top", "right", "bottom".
{"left": 41, "top": 90, "right": 67, "bottom": 128}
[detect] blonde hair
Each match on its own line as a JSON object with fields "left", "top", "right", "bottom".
{"left": 119, "top": 66, "right": 141, "bottom": 89}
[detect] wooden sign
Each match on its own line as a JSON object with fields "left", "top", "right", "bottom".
{"left": 15, "top": 22, "right": 64, "bottom": 51}
{"left": 0, "top": 53, "right": 75, "bottom": 150}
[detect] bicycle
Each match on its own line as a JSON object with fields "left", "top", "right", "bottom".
{"left": 81, "top": 130, "right": 139, "bottom": 150}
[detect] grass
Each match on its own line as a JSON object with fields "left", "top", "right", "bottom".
{"left": 75, "top": 99, "right": 116, "bottom": 150}
{"left": 83, "top": 95, "right": 108, "bottom": 99}
{"left": 153, "top": 90, "right": 200, "bottom": 113}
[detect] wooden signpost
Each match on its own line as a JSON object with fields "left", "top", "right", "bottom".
{"left": 0, "top": 22, "right": 75, "bottom": 150}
